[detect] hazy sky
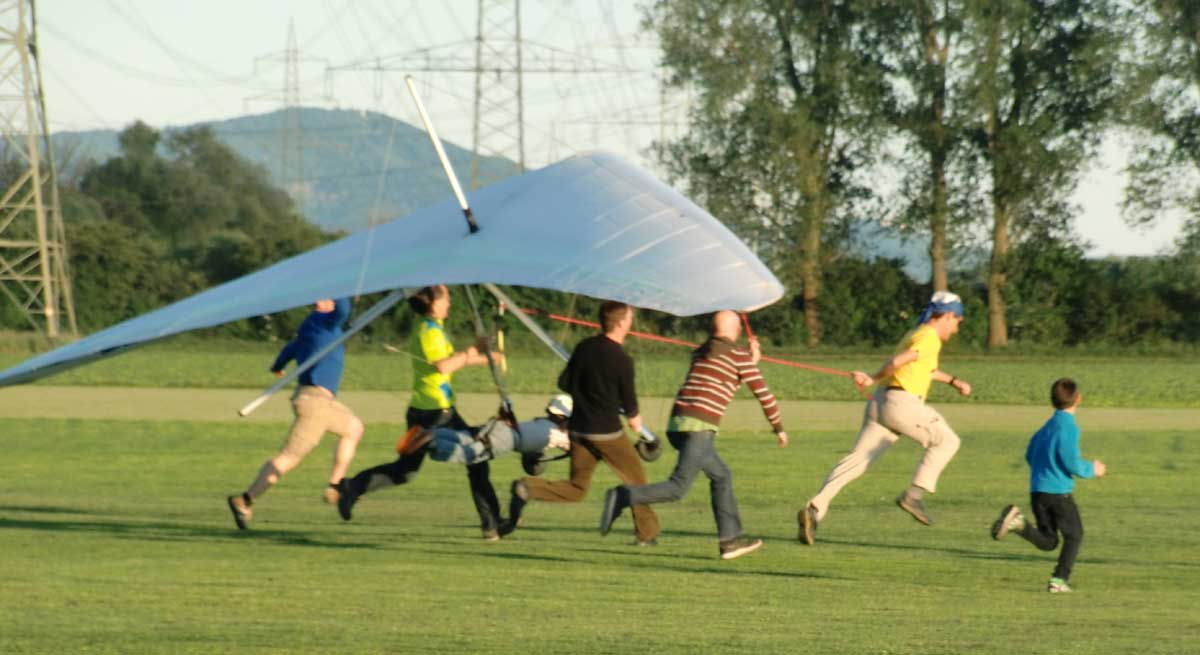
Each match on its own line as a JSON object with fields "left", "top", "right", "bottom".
{"left": 35, "top": 0, "right": 1185, "bottom": 257}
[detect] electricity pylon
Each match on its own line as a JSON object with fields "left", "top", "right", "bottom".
{"left": 329, "top": 0, "right": 635, "bottom": 189}
{"left": 0, "top": 0, "right": 76, "bottom": 337}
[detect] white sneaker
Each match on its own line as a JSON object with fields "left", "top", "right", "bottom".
{"left": 1047, "top": 577, "right": 1073, "bottom": 593}
{"left": 991, "top": 504, "right": 1024, "bottom": 540}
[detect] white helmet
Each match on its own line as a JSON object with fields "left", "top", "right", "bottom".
{"left": 545, "top": 393, "right": 573, "bottom": 419}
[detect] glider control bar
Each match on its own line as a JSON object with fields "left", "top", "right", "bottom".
{"left": 237, "top": 289, "right": 408, "bottom": 417}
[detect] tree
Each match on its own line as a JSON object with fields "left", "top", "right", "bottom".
{"left": 1121, "top": 1, "right": 1200, "bottom": 246}
{"left": 645, "top": 0, "right": 894, "bottom": 346}
{"left": 959, "top": 0, "right": 1123, "bottom": 347}
{"left": 877, "top": 1, "right": 983, "bottom": 292}
{"left": 60, "top": 122, "right": 331, "bottom": 332}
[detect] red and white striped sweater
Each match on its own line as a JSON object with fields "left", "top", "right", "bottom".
{"left": 672, "top": 336, "right": 783, "bottom": 432}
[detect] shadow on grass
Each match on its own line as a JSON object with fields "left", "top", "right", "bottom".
{"left": 0, "top": 503, "right": 118, "bottom": 517}
{"left": 497, "top": 523, "right": 723, "bottom": 540}
{"left": 819, "top": 536, "right": 1200, "bottom": 569}
{"left": 0, "top": 514, "right": 383, "bottom": 551}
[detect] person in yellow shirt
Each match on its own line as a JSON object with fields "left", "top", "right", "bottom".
{"left": 798, "top": 291, "right": 971, "bottom": 545}
{"left": 335, "top": 284, "right": 506, "bottom": 538}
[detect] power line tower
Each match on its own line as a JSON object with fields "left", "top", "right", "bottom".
{"left": 329, "top": 0, "right": 635, "bottom": 189}
{"left": 280, "top": 19, "right": 302, "bottom": 198}
{"left": 0, "top": 0, "right": 75, "bottom": 337}
{"left": 472, "top": 0, "right": 524, "bottom": 186}
{"left": 248, "top": 18, "right": 325, "bottom": 213}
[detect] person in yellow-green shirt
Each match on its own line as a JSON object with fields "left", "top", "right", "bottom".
{"left": 336, "top": 285, "right": 506, "bottom": 539}
{"left": 798, "top": 291, "right": 972, "bottom": 545}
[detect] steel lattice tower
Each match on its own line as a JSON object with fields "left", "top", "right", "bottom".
{"left": 329, "top": 0, "right": 632, "bottom": 190}
{"left": 471, "top": 0, "right": 524, "bottom": 187}
{"left": 0, "top": 0, "right": 75, "bottom": 337}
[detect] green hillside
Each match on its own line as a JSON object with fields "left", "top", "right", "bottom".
{"left": 51, "top": 108, "right": 521, "bottom": 233}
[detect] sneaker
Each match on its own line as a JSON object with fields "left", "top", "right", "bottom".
{"left": 226, "top": 495, "right": 251, "bottom": 530}
{"left": 336, "top": 478, "right": 358, "bottom": 521}
{"left": 896, "top": 493, "right": 934, "bottom": 526}
{"left": 322, "top": 482, "right": 340, "bottom": 504}
{"left": 1047, "top": 577, "right": 1073, "bottom": 593}
{"left": 509, "top": 480, "right": 529, "bottom": 525}
{"left": 599, "top": 487, "right": 627, "bottom": 536}
{"left": 798, "top": 504, "right": 818, "bottom": 545}
{"left": 482, "top": 529, "right": 501, "bottom": 542}
{"left": 630, "top": 537, "right": 658, "bottom": 547}
{"left": 719, "top": 537, "right": 763, "bottom": 560}
{"left": 991, "top": 504, "right": 1024, "bottom": 540}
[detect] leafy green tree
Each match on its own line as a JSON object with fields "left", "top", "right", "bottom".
{"left": 877, "top": 1, "right": 983, "bottom": 292}
{"left": 645, "top": 0, "right": 894, "bottom": 346}
{"left": 1121, "top": 1, "right": 1200, "bottom": 248}
{"left": 58, "top": 123, "right": 331, "bottom": 332}
{"left": 958, "top": 0, "right": 1123, "bottom": 347}
{"left": 65, "top": 220, "right": 204, "bottom": 331}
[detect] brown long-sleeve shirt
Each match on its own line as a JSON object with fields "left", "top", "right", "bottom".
{"left": 672, "top": 336, "right": 783, "bottom": 432}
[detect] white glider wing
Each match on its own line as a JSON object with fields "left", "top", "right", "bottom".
{"left": 0, "top": 151, "right": 783, "bottom": 387}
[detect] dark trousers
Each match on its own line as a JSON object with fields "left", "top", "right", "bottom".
{"left": 626, "top": 431, "right": 742, "bottom": 541}
{"left": 347, "top": 406, "right": 502, "bottom": 532}
{"left": 523, "top": 433, "right": 661, "bottom": 542}
{"left": 1017, "top": 492, "right": 1084, "bottom": 581}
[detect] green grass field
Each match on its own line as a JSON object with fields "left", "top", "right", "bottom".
{"left": 2, "top": 388, "right": 1197, "bottom": 654}
{"left": 2, "top": 342, "right": 1198, "bottom": 407}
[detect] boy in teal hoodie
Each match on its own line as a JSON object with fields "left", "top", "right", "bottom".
{"left": 991, "top": 378, "right": 1107, "bottom": 593}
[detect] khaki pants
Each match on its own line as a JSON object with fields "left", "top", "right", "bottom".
{"left": 523, "top": 434, "right": 661, "bottom": 543}
{"left": 809, "top": 388, "right": 961, "bottom": 521}
{"left": 279, "top": 386, "right": 359, "bottom": 460}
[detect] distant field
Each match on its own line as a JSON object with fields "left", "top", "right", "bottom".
{"left": 2, "top": 402, "right": 1196, "bottom": 654}
{"left": 2, "top": 343, "right": 1198, "bottom": 407}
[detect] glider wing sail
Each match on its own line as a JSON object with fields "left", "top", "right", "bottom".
{"left": 0, "top": 151, "right": 783, "bottom": 387}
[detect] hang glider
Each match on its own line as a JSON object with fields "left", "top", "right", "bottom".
{"left": 0, "top": 151, "right": 784, "bottom": 388}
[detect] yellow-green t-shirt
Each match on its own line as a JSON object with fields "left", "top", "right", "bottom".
{"left": 410, "top": 317, "right": 455, "bottom": 410}
{"left": 885, "top": 324, "right": 942, "bottom": 399}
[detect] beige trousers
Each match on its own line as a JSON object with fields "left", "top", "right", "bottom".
{"left": 278, "top": 386, "right": 359, "bottom": 460}
{"left": 809, "top": 387, "right": 961, "bottom": 521}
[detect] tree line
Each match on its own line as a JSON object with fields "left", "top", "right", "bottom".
{"left": 3, "top": 1, "right": 1199, "bottom": 350}
{"left": 645, "top": 0, "right": 1200, "bottom": 348}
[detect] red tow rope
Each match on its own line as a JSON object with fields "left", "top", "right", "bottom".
{"left": 521, "top": 308, "right": 853, "bottom": 379}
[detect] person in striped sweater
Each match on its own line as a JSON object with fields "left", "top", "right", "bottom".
{"left": 599, "top": 310, "right": 788, "bottom": 560}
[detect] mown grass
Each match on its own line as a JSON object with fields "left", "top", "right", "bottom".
{"left": 2, "top": 402, "right": 1197, "bottom": 654}
{"left": 2, "top": 341, "right": 1197, "bottom": 407}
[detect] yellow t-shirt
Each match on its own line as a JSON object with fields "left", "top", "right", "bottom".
{"left": 410, "top": 317, "right": 455, "bottom": 410}
{"left": 885, "top": 324, "right": 942, "bottom": 399}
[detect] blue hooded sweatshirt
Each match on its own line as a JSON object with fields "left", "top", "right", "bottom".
{"left": 1025, "top": 410, "right": 1095, "bottom": 494}
{"left": 270, "top": 298, "right": 351, "bottom": 394}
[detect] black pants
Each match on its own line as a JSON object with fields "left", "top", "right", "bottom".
{"left": 1018, "top": 492, "right": 1084, "bottom": 581}
{"left": 625, "top": 431, "right": 742, "bottom": 541}
{"left": 346, "top": 406, "right": 502, "bottom": 532}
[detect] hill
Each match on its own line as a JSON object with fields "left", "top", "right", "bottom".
{"left": 51, "top": 108, "right": 933, "bottom": 279}
{"left": 50, "top": 107, "right": 520, "bottom": 233}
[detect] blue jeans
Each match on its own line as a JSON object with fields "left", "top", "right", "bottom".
{"left": 625, "top": 431, "right": 742, "bottom": 541}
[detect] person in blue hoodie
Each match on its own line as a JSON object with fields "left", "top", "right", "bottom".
{"left": 226, "top": 298, "right": 364, "bottom": 530}
{"left": 991, "top": 378, "right": 1107, "bottom": 592}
